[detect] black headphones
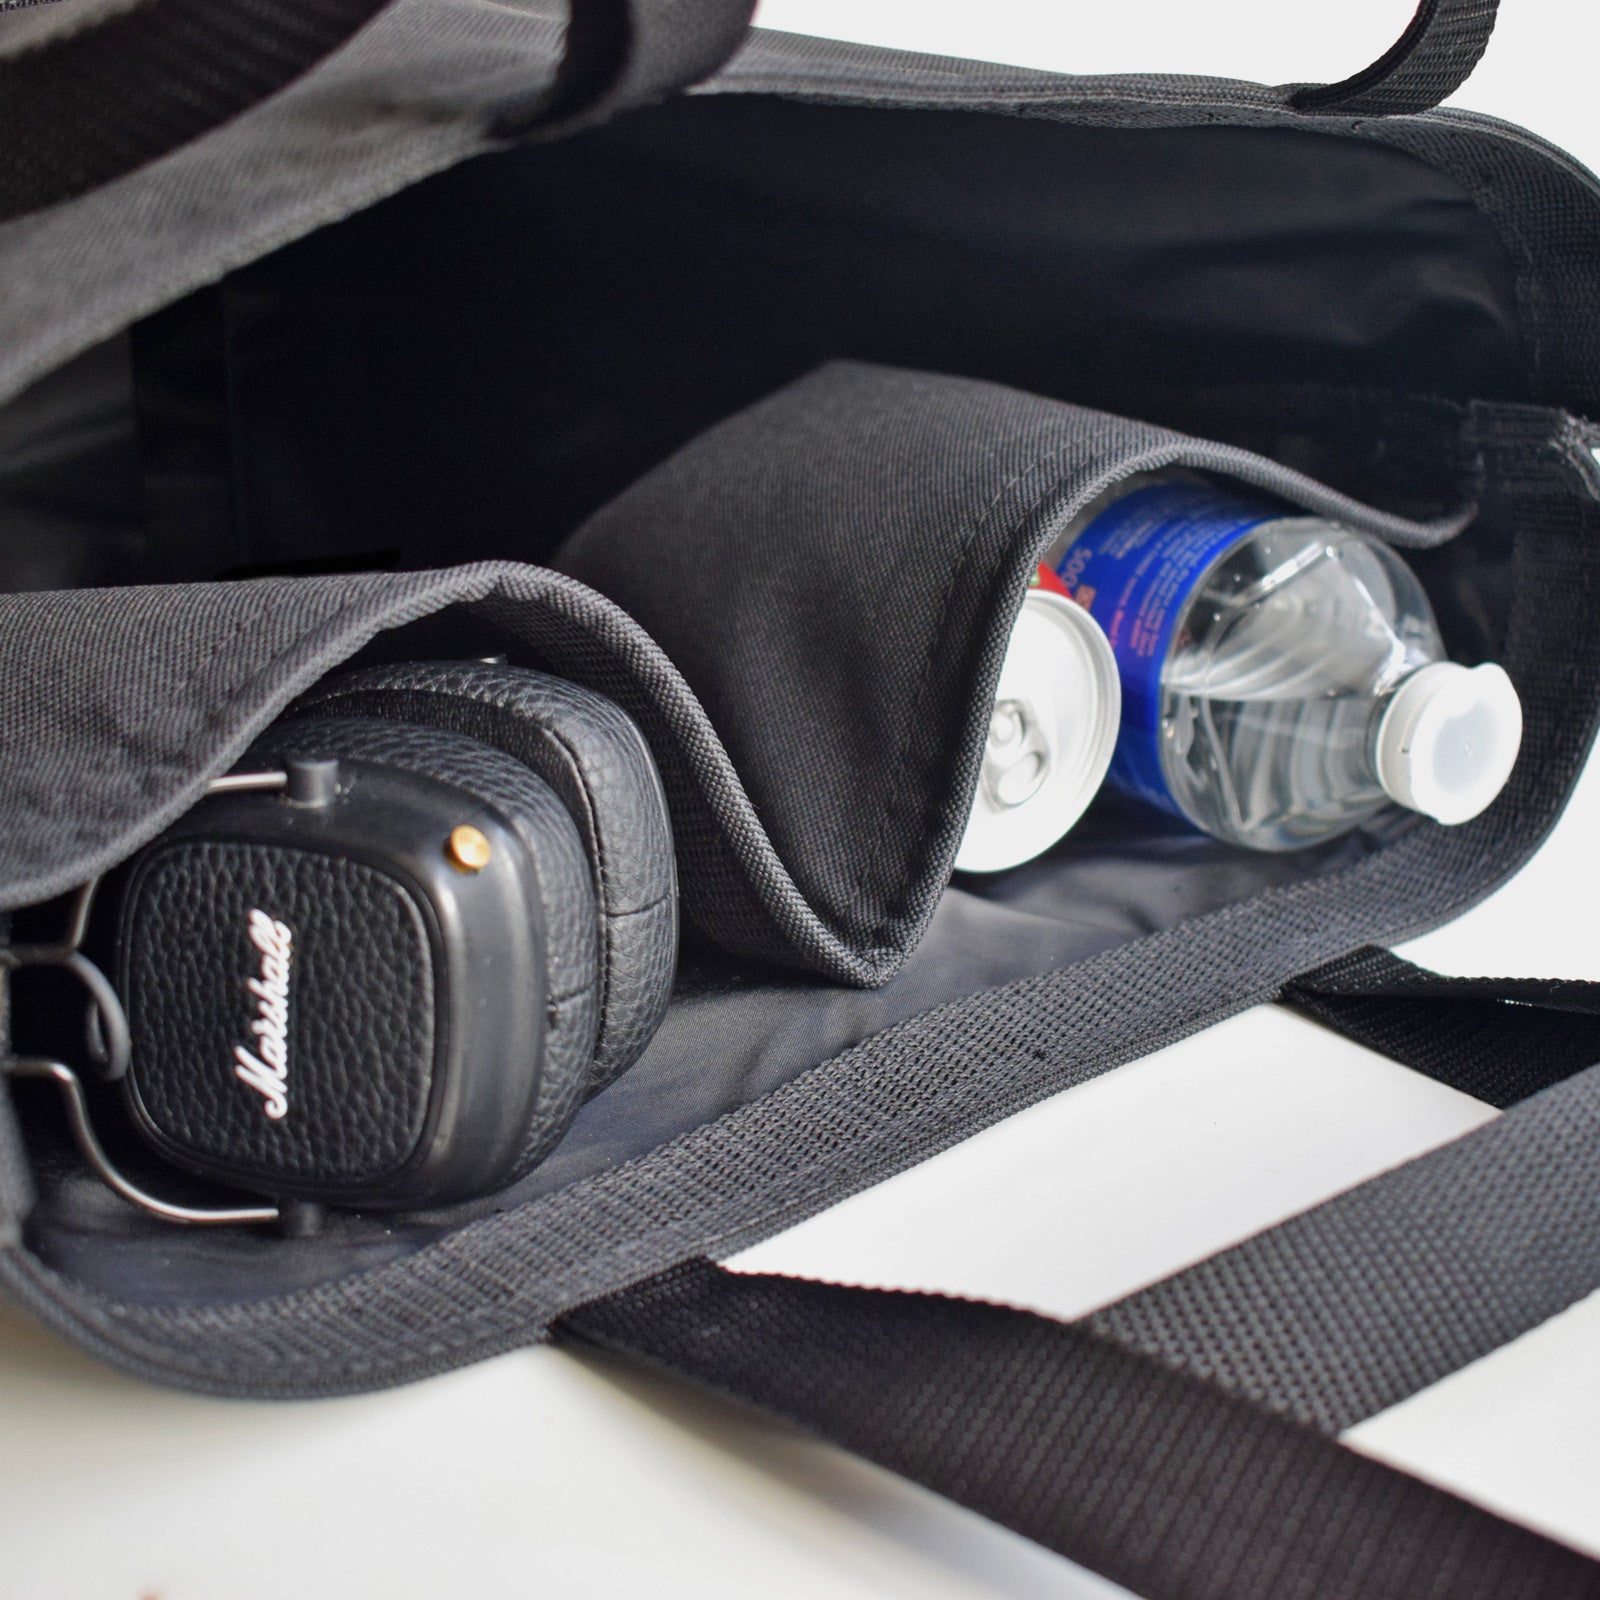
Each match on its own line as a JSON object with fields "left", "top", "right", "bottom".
{"left": 96, "top": 660, "right": 677, "bottom": 1218}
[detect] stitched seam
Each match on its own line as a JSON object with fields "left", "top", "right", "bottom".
{"left": 310, "top": 678, "right": 638, "bottom": 1022}
{"left": 855, "top": 430, "right": 1148, "bottom": 948}
{"left": 606, "top": 889, "right": 674, "bottom": 921}
{"left": 23, "top": 588, "right": 406, "bottom": 839}
{"left": 461, "top": 591, "right": 868, "bottom": 975}
{"left": 851, "top": 434, "right": 1093, "bottom": 937}
{"left": 7, "top": 571, "right": 532, "bottom": 915}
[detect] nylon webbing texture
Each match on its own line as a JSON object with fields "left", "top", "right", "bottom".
{"left": 0, "top": 0, "right": 397, "bottom": 224}
{"left": 491, "top": 0, "right": 757, "bottom": 139}
{"left": 1083, "top": 954, "right": 1600, "bottom": 1435}
{"left": 1287, "top": 0, "right": 1497, "bottom": 115}
{"left": 559, "top": 1260, "right": 1600, "bottom": 1600}
{"left": 1283, "top": 944, "right": 1600, "bottom": 1108}
{"left": 0, "top": 0, "right": 755, "bottom": 225}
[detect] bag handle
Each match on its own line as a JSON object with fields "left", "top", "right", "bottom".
{"left": 1078, "top": 953, "right": 1600, "bottom": 1439}
{"left": 1282, "top": 944, "right": 1600, "bottom": 1107}
{"left": 0, "top": 0, "right": 1487, "bottom": 226}
{"left": 0, "top": 0, "right": 398, "bottom": 225}
{"left": 562, "top": 949, "right": 1600, "bottom": 1594}
{"left": 560, "top": 1260, "right": 1600, "bottom": 1600}
{"left": 0, "top": 0, "right": 755, "bottom": 226}
{"left": 492, "top": 0, "right": 757, "bottom": 138}
{"left": 1288, "top": 0, "right": 1498, "bottom": 116}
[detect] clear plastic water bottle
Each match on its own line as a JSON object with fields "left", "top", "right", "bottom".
{"left": 1042, "top": 473, "right": 1523, "bottom": 851}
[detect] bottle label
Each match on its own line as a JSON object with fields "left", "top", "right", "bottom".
{"left": 1049, "top": 479, "right": 1279, "bottom": 815}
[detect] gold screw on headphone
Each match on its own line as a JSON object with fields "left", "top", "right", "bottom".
{"left": 445, "top": 824, "right": 492, "bottom": 873}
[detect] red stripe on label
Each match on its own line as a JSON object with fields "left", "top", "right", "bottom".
{"left": 1031, "top": 563, "right": 1071, "bottom": 598}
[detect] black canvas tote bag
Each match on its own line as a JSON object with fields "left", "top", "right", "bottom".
{"left": 4, "top": 2, "right": 1600, "bottom": 1595}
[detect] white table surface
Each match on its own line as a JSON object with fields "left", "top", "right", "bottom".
{"left": 5, "top": 5, "right": 1599, "bottom": 1597}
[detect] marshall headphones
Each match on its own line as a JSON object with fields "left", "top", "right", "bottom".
{"left": 2, "top": 661, "right": 678, "bottom": 1228}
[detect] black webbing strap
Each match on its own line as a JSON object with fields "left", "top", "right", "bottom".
{"left": 0, "top": 0, "right": 755, "bottom": 225}
{"left": 1082, "top": 956, "right": 1600, "bottom": 1434}
{"left": 559, "top": 1260, "right": 1600, "bottom": 1600}
{"left": 491, "top": 0, "right": 757, "bottom": 139}
{"left": 1282, "top": 945, "right": 1600, "bottom": 1108}
{"left": 1287, "top": 0, "right": 1497, "bottom": 115}
{"left": 0, "top": 0, "right": 398, "bottom": 224}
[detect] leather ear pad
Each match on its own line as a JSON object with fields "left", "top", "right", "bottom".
{"left": 293, "top": 662, "right": 678, "bottom": 1092}
{"left": 249, "top": 716, "right": 599, "bottom": 1182}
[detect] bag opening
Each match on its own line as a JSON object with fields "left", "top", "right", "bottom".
{"left": 1, "top": 85, "right": 1597, "bottom": 1372}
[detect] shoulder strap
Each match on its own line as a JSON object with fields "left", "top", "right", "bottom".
{"left": 0, "top": 0, "right": 755, "bottom": 225}
{"left": 561, "top": 1260, "right": 1600, "bottom": 1600}
{"left": 1289, "top": 0, "right": 1498, "bottom": 115}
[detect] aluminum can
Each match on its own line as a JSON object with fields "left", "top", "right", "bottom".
{"left": 955, "top": 565, "right": 1121, "bottom": 873}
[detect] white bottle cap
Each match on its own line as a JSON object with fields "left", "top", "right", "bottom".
{"left": 1373, "top": 661, "right": 1522, "bottom": 826}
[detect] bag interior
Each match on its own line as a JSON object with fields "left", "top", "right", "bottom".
{"left": 3, "top": 91, "right": 1596, "bottom": 1311}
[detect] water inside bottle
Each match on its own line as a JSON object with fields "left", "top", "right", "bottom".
{"left": 1159, "top": 520, "right": 1441, "bottom": 850}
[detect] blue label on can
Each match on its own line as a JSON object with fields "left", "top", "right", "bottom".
{"left": 1049, "top": 479, "right": 1280, "bottom": 815}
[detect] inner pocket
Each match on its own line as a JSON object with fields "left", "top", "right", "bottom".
{"left": 0, "top": 362, "right": 1476, "bottom": 985}
{"left": 557, "top": 360, "right": 1476, "bottom": 972}
{"left": 4, "top": 372, "right": 1595, "bottom": 1316}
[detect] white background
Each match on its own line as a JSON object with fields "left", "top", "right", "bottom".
{"left": 4, "top": 4, "right": 1599, "bottom": 1597}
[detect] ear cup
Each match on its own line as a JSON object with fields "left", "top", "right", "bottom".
{"left": 249, "top": 716, "right": 600, "bottom": 1183}
{"left": 293, "top": 662, "right": 678, "bottom": 1092}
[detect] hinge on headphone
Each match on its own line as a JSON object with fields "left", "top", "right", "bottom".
{"left": 0, "top": 774, "right": 300, "bottom": 1229}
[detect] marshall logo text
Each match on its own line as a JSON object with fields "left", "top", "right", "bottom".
{"left": 235, "top": 909, "right": 293, "bottom": 1119}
